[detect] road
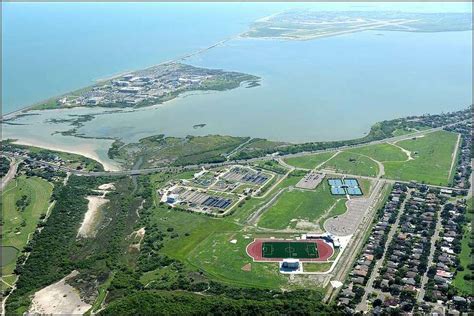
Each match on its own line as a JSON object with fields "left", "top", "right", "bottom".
{"left": 447, "top": 133, "right": 462, "bottom": 181}
{"left": 356, "top": 189, "right": 412, "bottom": 312}
{"left": 4, "top": 120, "right": 466, "bottom": 179}
{"left": 324, "top": 180, "right": 388, "bottom": 303}
{"left": 1, "top": 157, "right": 19, "bottom": 191}
{"left": 417, "top": 211, "right": 443, "bottom": 302}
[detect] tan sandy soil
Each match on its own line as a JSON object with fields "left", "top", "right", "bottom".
{"left": 28, "top": 270, "right": 91, "bottom": 315}
{"left": 77, "top": 196, "right": 108, "bottom": 238}
{"left": 241, "top": 263, "right": 252, "bottom": 272}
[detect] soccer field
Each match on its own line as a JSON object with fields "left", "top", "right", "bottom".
{"left": 262, "top": 242, "right": 319, "bottom": 259}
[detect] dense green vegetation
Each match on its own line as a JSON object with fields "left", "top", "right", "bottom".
{"left": 320, "top": 151, "right": 379, "bottom": 177}
{"left": 5, "top": 175, "right": 141, "bottom": 315}
{"left": 0, "top": 156, "right": 10, "bottom": 177}
{"left": 258, "top": 180, "right": 346, "bottom": 230}
{"left": 283, "top": 152, "right": 335, "bottom": 169}
{"left": 383, "top": 131, "right": 458, "bottom": 185}
{"left": 100, "top": 289, "right": 340, "bottom": 315}
{"left": 452, "top": 198, "right": 473, "bottom": 295}
{"left": 109, "top": 135, "right": 249, "bottom": 169}
{"left": 1, "top": 176, "right": 53, "bottom": 276}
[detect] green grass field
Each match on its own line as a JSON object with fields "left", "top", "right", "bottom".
{"left": 347, "top": 143, "right": 407, "bottom": 162}
{"left": 319, "top": 151, "right": 379, "bottom": 177}
{"left": 283, "top": 152, "right": 335, "bottom": 169}
{"left": 383, "top": 131, "right": 458, "bottom": 185}
{"left": 1, "top": 176, "right": 53, "bottom": 275}
{"left": 262, "top": 242, "right": 318, "bottom": 259}
{"left": 303, "top": 262, "right": 332, "bottom": 272}
{"left": 452, "top": 198, "right": 473, "bottom": 295}
{"left": 258, "top": 181, "right": 345, "bottom": 230}
{"left": 148, "top": 207, "right": 288, "bottom": 288}
{"left": 189, "top": 232, "right": 287, "bottom": 288}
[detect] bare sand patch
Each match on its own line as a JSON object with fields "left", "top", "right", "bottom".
{"left": 77, "top": 196, "right": 108, "bottom": 238}
{"left": 28, "top": 270, "right": 91, "bottom": 315}
{"left": 294, "top": 219, "right": 321, "bottom": 231}
{"left": 11, "top": 139, "right": 121, "bottom": 171}
{"left": 241, "top": 263, "right": 252, "bottom": 272}
{"left": 98, "top": 183, "right": 115, "bottom": 190}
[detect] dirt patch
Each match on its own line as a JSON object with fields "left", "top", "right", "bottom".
{"left": 28, "top": 270, "right": 91, "bottom": 315}
{"left": 98, "top": 183, "right": 115, "bottom": 190}
{"left": 295, "top": 219, "right": 322, "bottom": 231}
{"left": 241, "top": 263, "right": 252, "bottom": 272}
{"left": 77, "top": 196, "right": 109, "bottom": 238}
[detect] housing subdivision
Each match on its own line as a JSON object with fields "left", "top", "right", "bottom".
{"left": 337, "top": 181, "right": 472, "bottom": 314}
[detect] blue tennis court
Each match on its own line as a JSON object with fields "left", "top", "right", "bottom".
{"left": 328, "top": 179, "right": 343, "bottom": 187}
{"left": 343, "top": 178, "right": 359, "bottom": 187}
{"left": 330, "top": 187, "right": 346, "bottom": 195}
{"left": 328, "top": 177, "right": 363, "bottom": 196}
{"left": 346, "top": 187, "right": 363, "bottom": 195}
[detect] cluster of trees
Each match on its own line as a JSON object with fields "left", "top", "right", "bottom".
{"left": 0, "top": 156, "right": 10, "bottom": 177}
{"left": 15, "top": 195, "right": 30, "bottom": 212}
{"left": 100, "top": 289, "right": 341, "bottom": 316}
{"left": 6, "top": 176, "right": 96, "bottom": 314}
{"left": 5, "top": 175, "right": 130, "bottom": 315}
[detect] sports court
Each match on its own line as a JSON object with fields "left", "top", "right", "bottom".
{"left": 328, "top": 178, "right": 363, "bottom": 196}
{"left": 246, "top": 238, "right": 334, "bottom": 262}
{"left": 262, "top": 241, "right": 318, "bottom": 259}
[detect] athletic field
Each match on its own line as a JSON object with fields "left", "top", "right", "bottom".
{"left": 247, "top": 238, "right": 334, "bottom": 262}
{"left": 262, "top": 241, "right": 318, "bottom": 259}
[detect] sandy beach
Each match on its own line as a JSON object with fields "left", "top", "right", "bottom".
{"left": 11, "top": 139, "right": 121, "bottom": 172}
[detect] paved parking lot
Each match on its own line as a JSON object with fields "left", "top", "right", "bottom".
{"left": 324, "top": 181, "right": 383, "bottom": 236}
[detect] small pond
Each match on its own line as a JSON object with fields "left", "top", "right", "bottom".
{"left": 1, "top": 246, "right": 19, "bottom": 267}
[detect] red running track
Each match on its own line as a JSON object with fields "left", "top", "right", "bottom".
{"left": 246, "top": 238, "right": 334, "bottom": 262}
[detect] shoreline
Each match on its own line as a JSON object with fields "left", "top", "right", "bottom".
{"left": 1, "top": 35, "right": 238, "bottom": 120}
{"left": 10, "top": 139, "right": 121, "bottom": 172}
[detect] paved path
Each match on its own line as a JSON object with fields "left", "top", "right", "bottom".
{"left": 447, "top": 133, "right": 461, "bottom": 181}
{"left": 1, "top": 157, "right": 19, "bottom": 192}
{"left": 356, "top": 189, "right": 412, "bottom": 312}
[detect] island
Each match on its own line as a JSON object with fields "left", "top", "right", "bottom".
{"left": 31, "top": 62, "right": 260, "bottom": 111}
{"left": 242, "top": 10, "right": 473, "bottom": 41}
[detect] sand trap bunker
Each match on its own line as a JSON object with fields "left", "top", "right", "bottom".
{"left": 28, "top": 270, "right": 91, "bottom": 315}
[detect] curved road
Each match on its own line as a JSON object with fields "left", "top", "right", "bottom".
{"left": 3, "top": 120, "right": 467, "bottom": 179}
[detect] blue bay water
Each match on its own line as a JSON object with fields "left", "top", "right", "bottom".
{"left": 1, "top": 3, "right": 472, "bottom": 169}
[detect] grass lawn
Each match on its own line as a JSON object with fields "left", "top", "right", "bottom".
{"left": 452, "top": 198, "right": 473, "bottom": 295}
{"left": 231, "top": 171, "right": 304, "bottom": 224}
{"left": 258, "top": 181, "right": 345, "bottom": 230}
{"left": 1, "top": 176, "right": 53, "bottom": 275}
{"left": 148, "top": 208, "right": 288, "bottom": 289}
{"left": 189, "top": 232, "right": 286, "bottom": 288}
{"left": 319, "top": 151, "right": 379, "bottom": 177}
{"left": 383, "top": 131, "right": 458, "bottom": 185}
{"left": 303, "top": 262, "right": 332, "bottom": 273}
{"left": 284, "top": 152, "right": 335, "bottom": 169}
{"left": 347, "top": 143, "right": 407, "bottom": 162}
